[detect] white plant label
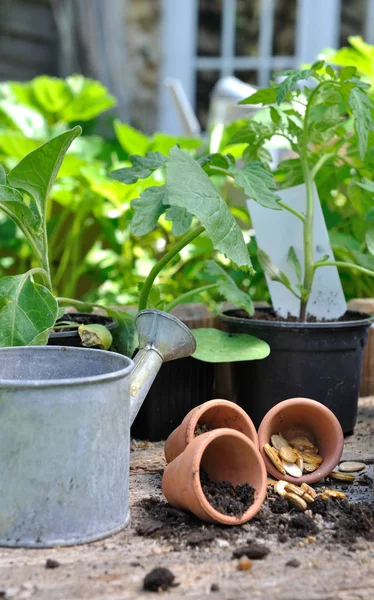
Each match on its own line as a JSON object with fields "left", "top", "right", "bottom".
{"left": 247, "top": 183, "right": 347, "bottom": 319}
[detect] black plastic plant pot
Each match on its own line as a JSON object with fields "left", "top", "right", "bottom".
{"left": 131, "top": 356, "right": 215, "bottom": 441}
{"left": 48, "top": 313, "right": 118, "bottom": 348}
{"left": 220, "top": 308, "right": 372, "bottom": 435}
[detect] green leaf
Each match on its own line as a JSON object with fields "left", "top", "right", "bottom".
{"left": 0, "top": 184, "right": 41, "bottom": 231}
{"left": 365, "top": 207, "right": 374, "bottom": 221}
{"left": 7, "top": 127, "right": 81, "bottom": 220}
{"left": 348, "top": 87, "right": 374, "bottom": 159}
{"left": 0, "top": 270, "right": 58, "bottom": 347}
{"left": 239, "top": 88, "right": 277, "bottom": 105}
{"left": 114, "top": 120, "right": 150, "bottom": 155}
{"left": 166, "top": 147, "right": 252, "bottom": 270}
{"left": 32, "top": 76, "right": 73, "bottom": 114}
{"left": 78, "top": 324, "right": 113, "bottom": 350}
{"left": 205, "top": 260, "right": 254, "bottom": 315}
{"left": 192, "top": 328, "right": 270, "bottom": 363}
{"left": 366, "top": 227, "right": 374, "bottom": 255}
{"left": 326, "top": 65, "right": 335, "bottom": 78}
{"left": 165, "top": 206, "right": 193, "bottom": 236}
{"left": 130, "top": 185, "right": 167, "bottom": 235}
{"left": 270, "top": 106, "right": 282, "bottom": 126}
{"left": 339, "top": 66, "right": 357, "bottom": 81}
{"left": 105, "top": 308, "right": 137, "bottom": 357}
{"left": 0, "top": 100, "right": 48, "bottom": 139}
{"left": 275, "top": 69, "right": 313, "bottom": 104}
{"left": 61, "top": 75, "right": 116, "bottom": 121}
{"left": 275, "top": 158, "right": 304, "bottom": 188}
{"left": 229, "top": 162, "right": 281, "bottom": 210}
{"left": 257, "top": 248, "right": 292, "bottom": 288}
{"left": 357, "top": 178, "right": 374, "bottom": 193}
{"left": 110, "top": 152, "right": 167, "bottom": 184}
{"left": 287, "top": 246, "right": 302, "bottom": 283}
{"left": 0, "top": 165, "right": 6, "bottom": 185}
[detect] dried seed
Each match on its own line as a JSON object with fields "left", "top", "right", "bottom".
{"left": 328, "top": 471, "right": 355, "bottom": 482}
{"left": 285, "top": 483, "right": 304, "bottom": 497}
{"left": 288, "top": 437, "right": 316, "bottom": 451}
{"left": 300, "top": 483, "right": 317, "bottom": 499}
{"left": 237, "top": 557, "right": 252, "bottom": 571}
{"left": 271, "top": 433, "right": 290, "bottom": 451}
{"left": 296, "top": 455, "right": 304, "bottom": 472}
{"left": 267, "top": 478, "right": 277, "bottom": 486}
{"left": 301, "top": 452, "right": 323, "bottom": 466}
{"left": 303, "top": 463, "right": 318, "bottom": 473}
{"left": 283, "top": 461, "right": 303, "bottom": 478}
{"left": 339, "top": 461, "right": 366, "bottom": 473}
{"left": 274, "top": 480, "right": 288, "bottom": 496}
{"left": 280, "top": 446, "right": 299, "bottom": 464}
{"left": 284, "top": 492, "right": 307, "bottom": 511}
{"left": 321, "top": 490, "right": 346, "bottom": 500}
{"left": 264, "top": 444, "right": 286, "bottom": 475}
{"left": 302, "top": 492, "right": 315, "bottom": 504}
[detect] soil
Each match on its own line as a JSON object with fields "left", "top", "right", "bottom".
{"left": 143, "top": 567, "right": 176, "bottom": 591}
{"left": 199, "top": 468, "right": 256, "bottom": 517}
{"left": 232, "top": 308, "right": 368, "bottom": 324}
{"left": 51, "top": 313, "right": 114, "bottom": 333}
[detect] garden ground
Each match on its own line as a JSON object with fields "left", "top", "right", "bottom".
{"left": 1, "top": 398, "right": 374, "bottom": 600}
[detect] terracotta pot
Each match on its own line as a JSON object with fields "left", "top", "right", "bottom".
{"left": 162, "top": 428, "right": 267, "bottom": 525}
{"left": 164, "top": 399, "right": 258, "bottom": 464}
{"left": 258, "top": 397, "right": 344, "bottom": 484}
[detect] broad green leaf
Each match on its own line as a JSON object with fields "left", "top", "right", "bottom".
{"left": 275, "top": 158, "right": 304, "bottom": 188}
{"left": 287, "top": 246, "right": 302, "bottom": 283}
{"left": 166, "top": 147, "right": 252, "bottom": 270}
{"left": 239, "top": 88, "right": 277, "bottom": 105}
{"left": 0, "top": 271, "right": 58, "bottom": 347}
{"left": 110, "top": 152, "right": 167, "bottom": 184}
{"left": 0, "top": 100, "right": 48, "bottom": 139}
{"left": 229, "top": 162, "right": 281, "bottom": 210}
{"left": 275, "top": 69, "right": 313, "bottom": 105}
{"left": 0, "top": 132, "right": 40, "bottom": 160}
{"left": 105, "top": 308, "right": 137, "bottom": 357}
{"left": 227, "top": 125, "right": 257, "bottom": 145}
{"left": 366, "top": 227, "right": 374, "bottom": 255}
{"left": 257, "top": 248, "right": 293, "bottom": 288}
{"left": 0, "top": 185, "right": 41, "bottom": 231}
{"left": 0, "top": 165, "right": 6, "bottom": 185}
{"left": 150, "top": 132, "right": 202, "bottom": 154}
{"left": 357, "top": 178, "right": 374, "bottom": 193}
{"left": 165, "top": 206, "right": 193, "bottom": 236}
{"left": 61, "top": 75, "right": 116, "bottom": 121}
{"left": 205, "top": 260, "right": 254, "bottom": 315}
{"left": 114, "top": 120, "right": 150, "bottom": 155}
{"left": 339, "top": 66, "right": 357, "bottom": 81}
{"left": 348, "top": 87, "right": 374, "bottom": 159}
{"left": 32, "top": 76, "right": 73, "bottom": 114}
{"left": 192, "top": 328, "right": 270, "bottom": 363}
{"left": 7, "top": 126, "right": 81, "bottom": 220}
{"left": 130, "top": 186, "right": 167, "bottom": 235}
{"left": 270, "top": 106, "right": 282, "bottom": 126}
{"left": 365, "top": 207, "right": 374, "bottom": 221}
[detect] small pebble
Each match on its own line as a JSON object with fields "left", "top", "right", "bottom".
{"left": 143, "top": 567, "right": 176, "bottom": 592}
{"left": 232, "top": 543, "right": 270, "bottom": 560}
{"left": 339, "top": 461, "right": 366, "bottom": 473}
{"left": 211, "top": 583, "right": 220, "bottom": 592}
{"left": 286, "top": 559, "right": 301, "bottom": 568}
{"left": 237, "top": 557, "right": 252, "bottom": 571}
{"left": 45, "top": 559, "right": 60, "bottom": 569}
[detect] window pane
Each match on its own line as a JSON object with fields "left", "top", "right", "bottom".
{"left": 198, "top": 0, "right": 222, "bottom": 57}
{"left": 195, "top": 70, "right": 220, "bottom": 130}
{"left": 272, "top": 0, "right": 297, "bottom": 56}
{"left": 234, "top": 69, "right": 258, "bottom": 85}
{"left": 235, "top": 0, "right": 260, "bottom": 56}
{"left": 339, "top": 0, "right": 366, "bottom": 46}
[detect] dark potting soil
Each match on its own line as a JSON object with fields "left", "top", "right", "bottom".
{"left": 234, "top": 308, "right": 365, "bottom": 324}
{"left": 143, "top": 567, "right": 177, "bottom": 591}
{"left": 199, "top": 468, "right": 255, "bottom": 517}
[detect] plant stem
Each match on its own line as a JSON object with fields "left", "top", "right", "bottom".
{"left": 313, "top": 261, "right": 374, "bottom": 277}
{"left": 310, "top": 152, "right": 335, "bottom": 180}
{"left": 278, "top": 201, "right": 305, "bottom": 222}
{"left": 138, "top": 226, "right": 205, "bottom": 312}
{"left": 164, "top": 283, "right": 218, "bottom": 312}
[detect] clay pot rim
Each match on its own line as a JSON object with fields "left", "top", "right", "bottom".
{"left": 258, "top": 397, "right": 344, "bottom": 485}
{"left": 191, "top": 428, "right": 267, "bottom": 525}
{"left": 185, "top": 399, "right": 259, "bottom": 449}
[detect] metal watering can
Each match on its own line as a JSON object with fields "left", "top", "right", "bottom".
{"left": 0, "top": 310, "right": 196, "bottom": 547}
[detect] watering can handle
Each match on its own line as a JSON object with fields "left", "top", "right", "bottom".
{"left": 129, "top": 310, "right": 196, "bottom": 426}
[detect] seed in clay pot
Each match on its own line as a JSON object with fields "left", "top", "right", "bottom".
{"left": 274, "top": 480, "right": 288, "bottom": 496}
{"left": 300, "top": 483, "right": 317, "bottom": 499}
{"left": 339, "top": 461, "right": 366, "bottom": 473}
{"left": 328, "top": 471, "right": 355, "bottom": 482}
{"left": 284, "top": 492, "right": 307, "bottom": 511}
{"left": 283, "top": 461, "right": 303, "bottom": 478}
{"left": 285, "top": 483, "right": 304, "bottom": 497}
{"left": 303, "top": 463, "right": 318, "bottom": 473}
{"left": 296, "top": 455, "right": 304, "bottom": 472}
{"left": 237, "top": 557, "right": 253, "bottom": 571}
{"left": 280, "top": 446, "right": 298, "bottom": 463}
{"left": 288, "top": 437, "right": 316, "bottom": 451}
{"left": 271, "top": 433, "right": 290, "bottom": 451}
{"left": 301, "top": 452, "right": 323, "bottom": 466}
{"left": 264, "top": 444, "right": 286, "bottom": 475}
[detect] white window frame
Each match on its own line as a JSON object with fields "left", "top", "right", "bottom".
{"left": 159, "top": 0, "right": 366, "bottom": 134}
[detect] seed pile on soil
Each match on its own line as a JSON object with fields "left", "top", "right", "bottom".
{"left": 143, "top": 567, "right": 176, "bottom": 591}
{"left": 199, "top": 468, "right": 255, "bottom": 517}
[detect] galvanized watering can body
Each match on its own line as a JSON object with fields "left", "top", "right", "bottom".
{"left": 0, "top": 310, "right": 196, "bottom": 547}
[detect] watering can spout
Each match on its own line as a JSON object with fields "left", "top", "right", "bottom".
{"left": 129, "top": 309, "right": 196, "bottom": 425}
